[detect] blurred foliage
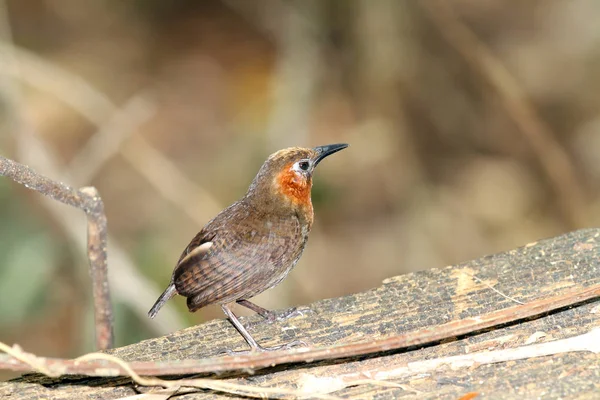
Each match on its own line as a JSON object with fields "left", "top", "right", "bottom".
{"left": 0, "top": 181, "right": 58, "bottom": 325}
{"left": 1, "top": 0, "right": 600, "bottom": 365}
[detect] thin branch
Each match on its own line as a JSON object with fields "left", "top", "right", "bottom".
{"left": 0, "top": 2, "right": 113, "bottom": 349}
{"left": 0, "top": 41, "right": 186, "bottom": 333}
{"left": 0, "top": 343, "right": 340, "bottom": 400}
{"left": 1, "top": 283, "right": 599, "bottom": 375}
{"left": 0, "top": 39, "right": 223, "bottom": 226}
{"left": 0, "top": 43, "right": 224, "bottom": 221}
{"left": 0, "top": 156, "right": 113, "bottom": 350}
{"left": 2, "top": 327, "right": 598, "bottom": 398}
{"left": 421, "top": 0, "right": 587, "bottom": 228}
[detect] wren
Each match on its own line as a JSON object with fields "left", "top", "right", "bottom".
{"left": 148, "top": 143, "right": 348, "bottom": 352}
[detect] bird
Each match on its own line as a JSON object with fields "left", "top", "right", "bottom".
{"left": 148, "top": 143, "right": 348, "bottom": 352}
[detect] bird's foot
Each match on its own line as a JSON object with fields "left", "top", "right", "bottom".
{"left": 264, "top": 307, "right": 308, "bottom": 323}
{"left": 221, "top": 339, "right": 309, "bottom": 356}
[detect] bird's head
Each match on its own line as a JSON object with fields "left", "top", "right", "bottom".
{"left": 246, "top": 143, "right": 348, "bottom": 212}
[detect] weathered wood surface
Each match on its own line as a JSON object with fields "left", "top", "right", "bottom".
{"left": 2, "top": 229, "right": 600, "bottom": 399}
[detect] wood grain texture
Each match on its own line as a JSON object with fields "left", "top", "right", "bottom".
{"left": 3, "top": 228, "right": 600, "bottom": 399}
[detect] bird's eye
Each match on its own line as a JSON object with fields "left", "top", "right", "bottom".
{"left": 298, "top": 161, "right": 310, "bottom": 171}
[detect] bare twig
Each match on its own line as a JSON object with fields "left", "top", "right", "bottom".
{"left": 1, "top": 282, "right": 599, "bottom": 376}
{"left": 0, "top": 343, "right": 340, "bottom": 400}
{"left": 0, "top": 39, "right": 223, "bottom": 222}
{"left": 0, "top": 41, "right": 187, "bottom": 332}
{"left": 6, "top": 323, "right": 597, "bottom": 400}
{"left": 0, "top": 2, "right": 114, "bottom": 349}
{"left": 0, "top": 156, "right": 113, "bottom": 350}
{"left": 421, "top": 0, "right": 587, "bottom": 228}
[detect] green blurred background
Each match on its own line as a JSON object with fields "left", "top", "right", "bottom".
{"left": 1, "top": 0, "right": 600, "bottom": 371}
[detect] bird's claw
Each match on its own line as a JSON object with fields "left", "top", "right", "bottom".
{"left": 220, "top": 339, "right": 309, "bottom": 356}
{"left": 280, "top": 339, "right": 309, "bottom": 349}
{"left": 279, "top": 307, "right": 306, "bottom": 320}
{"left": 220, "top": 348, "right": 252, "bottom": 356}
{"left": 265, "top": 307, "right": 309, "bottom": 323}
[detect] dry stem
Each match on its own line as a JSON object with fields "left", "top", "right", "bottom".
{"left": 0, "top": 156, "right": 114, "bottom": 350}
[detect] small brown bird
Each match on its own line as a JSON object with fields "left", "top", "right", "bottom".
{"left": 148, "top": 143, "right": 348, "bottom": 352}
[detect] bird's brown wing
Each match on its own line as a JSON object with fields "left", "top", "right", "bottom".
{"left": 175, "top": 229, "right": 216, "bottom": 266}
{"left": 173, "top": 215, "right": 301, "bottom": 311}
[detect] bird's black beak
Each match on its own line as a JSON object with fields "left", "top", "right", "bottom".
{"left": 312, "top": 143, "right": 348, "bottom": 166}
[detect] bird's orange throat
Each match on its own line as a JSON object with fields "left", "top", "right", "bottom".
{"left": 275, "top": 164, "right": 313, "bottom": 213}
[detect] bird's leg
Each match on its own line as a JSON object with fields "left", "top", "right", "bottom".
{"left": 236, "top": 299, "right": 276, "bottom": 321}
{"left": 236, "top": 299, "right": 303, "bottom": 323}
{"left": 220, "top": 303, "right": 307, "bottom": 355}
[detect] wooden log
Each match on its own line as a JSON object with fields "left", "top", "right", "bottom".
{"left": 2, "top": 229, "right": 600, "bottom": 399}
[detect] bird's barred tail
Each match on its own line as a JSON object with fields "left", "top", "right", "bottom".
{"left": 148, "top": 284, "right": 177, "bottom": 318}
